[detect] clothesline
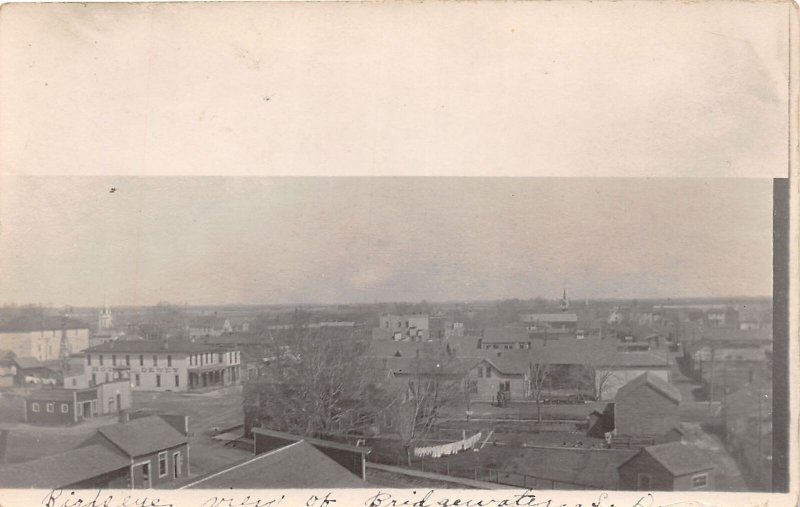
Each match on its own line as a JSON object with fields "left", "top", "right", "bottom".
{"left": 413, "top": 431, "right": 482, "bottom": 458}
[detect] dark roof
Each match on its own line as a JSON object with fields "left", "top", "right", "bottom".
{"left": 252, "top": 428, "right": 372, "bottom": 455}
{"left": 619, "top": 442, "right": 715, "bottom": 476}
{"left": 12, "top": 356, "right": 44, "bottom": 369}
{"left": 26, "top": 388, "right": 84, "bottom": 401}
{"left": 199, "top": 332, "right": 271, "bottom": 346}
{"left": 97, "top": 415, "right": 187, "bottom": 457}
{"left": 482, "top": 327, "right": 530, "bottom": 343}
{"left": 86, "top": 340, "right": 225, "bottom": 354}
{"left": 0, "top": 443, "right": 129, "bottom": 488}
{"left": 0, "top": 315, "right": 89, "bottom": 333}
{"left": 364, "top": 340, "right": 441, "bottom": 358}
{"left": 183, "top": 440, "right": 368, "bottom": 489}
{"left": 615, "top": 372, "right": 681, "bottom": 404}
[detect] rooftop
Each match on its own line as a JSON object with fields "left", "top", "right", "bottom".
{"left": 86, "top": 340, "right": 228, "bottom": 354}
{"left": 621, "top": 442, "right": 716, "bottom": 476}
{"left": 0, "top": 443, "right": 129, "bottom": 488}
{"left": 615, "top": 372, "right": 682, "bottom": 404}
{"left": 520, "top": 313, "right": 579, "bottom": 323}
{"left": 97, "top": 415, "right": 187, "bottom": 457}
{"left": 182, "top": 440, "right": 369, "bottom": 489}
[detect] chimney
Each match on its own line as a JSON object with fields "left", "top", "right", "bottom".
{"left": 119, "top": 409, "right": 130, "bottom": 424}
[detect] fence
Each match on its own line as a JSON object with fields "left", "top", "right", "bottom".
{"left": 368, "top": 448, "right": 597, "bottom": 490}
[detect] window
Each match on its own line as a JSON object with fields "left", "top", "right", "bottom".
{"left": 87, "top": 354, "right": 92, "bottom": 366}
{"left": 125, "top": 355, "right": 130, "bottom": 366}
{"left": 469, "top": 380, "right": 478, "bottom": 394}
{"left": 112, "top": 355, "right": 117, "bottom": 366}
{"left": 167, "top": 355, "right": 172, "bottom": 367}
{"left": 189, "top": 355, "right": 193, "bottom": 366}
{"left": 99, "top": 355, "right": 104, "bottom": 366}
{"left": 135, "top": 374, "right": 140, "bottom": 387}
{"left": 105, "top": 373, "right": 110, "bottom": 383}
{"left": 158, "top": 451, "right": 168, "bottom": 477}
{"left": 153, "top": 355, "right": 158, "bottom": 366}
{"left": 486, "top": 367, "right": 492, "bottom": 378}
{"left": 139, "top": 355, "right": 144, "bottom": 366}
{"left": 477, "top": 366, "right": 483, "bottom": 378}
{"left": 91, "top": 373, "right": 97, "bottom": 386}
{"left": 60, "top": 403, "right": 69, "bottom": 413}
{"left": 71, "top": 378, "right": 76, "bottom": 387}
{"left": 692, "top": 473, "right": 708, "bottom": 489}
{"left": 46, "top": 403, "right": 54, "bottom": 413}
{"left": 175, "top": 375, "right": 180, "bottom": 387}
{"left": 637, "top": 474, "right": 651, "bottom": 490}
{"left": 156, "top": 374, "right": 161, "bottom": 387}
{"left": 31, "top": 402, "right": 40, "bottom": 412}
{"left": 173, "top": 451, "right": 182, "bottom": 478}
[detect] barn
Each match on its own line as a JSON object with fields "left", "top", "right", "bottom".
{"left": 617, "top": 441, "right": 715, "bottom": 491}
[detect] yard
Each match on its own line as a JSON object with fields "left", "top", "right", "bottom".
{"left": 132, "top": 384, "right": 251, "bottom": 478}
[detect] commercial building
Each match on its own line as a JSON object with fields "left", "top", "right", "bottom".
{"left": 84, "top": 340, "right": 242, "bottom": 392}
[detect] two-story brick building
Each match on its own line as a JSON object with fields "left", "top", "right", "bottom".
{"left": 84, "top": 340, "right": 242, "bottom": 392}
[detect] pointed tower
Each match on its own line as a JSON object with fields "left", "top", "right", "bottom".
{"left": 98, "top": 302, "right": 113, "bottom": 331}
{"left": 560, "top": 286, "right": 569, "bottom": 312}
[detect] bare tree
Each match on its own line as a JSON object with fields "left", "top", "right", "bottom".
{"left": 387, "top": 351, "right": 462, "bottom": 465}
{"left": 246, "top": 327, "right": 386, "bottom": 439}
{"left": 528, "top": 358, "right": 551, "bottom": 423}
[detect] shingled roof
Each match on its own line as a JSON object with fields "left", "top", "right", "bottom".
{"left": 0, "top": 443, "right": 129, "bottom": 488}
{"left": 615, "top": 372, "right": 682, "bottom": 404}
{"left": 183, "top": 440, "right": 369, "bottom": 489}
{"left": 619, "top": 442, "right": 715, "bottom": 477}
{"left": 97, "top": 415, "right": 187, "bottom": 457}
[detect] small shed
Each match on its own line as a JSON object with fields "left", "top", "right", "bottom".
{"left": 617, "top": 441, "right": 715, "bottom": 491}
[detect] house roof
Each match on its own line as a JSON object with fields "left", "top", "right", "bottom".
{"left": 615, "top": 372, "right": 681, "bottom": 404}
{"left": 97, "top": 415, "right": 187, "bottom": 457}
{"left": 182, "top": 440, "right": 368, "bottom": 489}
{"left": 364, "top": 340, "right": 441, "bottom": 358}
{"left": 26, "top": 388, "right": 85, "bottom": 401}
{"left": 0, "top": 443, "right": 129, "bottom": 488}
{"left": 12, "top": 356, "right": 45, "bottom": 369}
{"left": 520, "top": 313, "right": 579, "bottom": 323}
{"left": 86, "top": 340, "right": 224, "bottom": 354}
{"left": 200, "top": 332, "right": 272, "bottom": 346}
{"left": 465, "top": 353, "right": 530, "bottom": 375}
{"left": 0, "top": 315, "right": 89, "bottom": 333}
{"left": 251, "top": 428, "right": 372, "bottom": 455}
{"left": 481, "top": 327, "right": 530, "bottom": 343}
{"left": 620, "top": 442, "right": 715, "bottom": 477}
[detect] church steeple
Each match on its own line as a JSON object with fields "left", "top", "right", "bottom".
{"left": 560, "top": 285, "right": 569, "bottom": 312}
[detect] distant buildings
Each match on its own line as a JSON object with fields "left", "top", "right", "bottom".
{"left": 617, "top": 442, "right": 715, "bottom": 491}
{"left": 84, "top": 340, "right": 242, "bottom": 392}
{"left": 0, "top": 315, "right": 89, "bottom": 362}
{"left": 374, "top": 313, "right": 431, "bottom": 341}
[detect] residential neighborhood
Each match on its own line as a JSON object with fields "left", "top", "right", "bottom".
{"left": 0, "top": 295, "right": 776, "bottom": 492}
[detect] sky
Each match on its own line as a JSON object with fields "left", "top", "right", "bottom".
{"left": 0, "top": 3, "right": 786, "bottom": 306}
{"left": 0, "top": 177, "right": 774, "bottom": 306}
{"left": 0, "top": 2, "right": 790, "bottom": 179}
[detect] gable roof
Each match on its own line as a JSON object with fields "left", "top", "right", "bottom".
{"left": 97, "top": 415, "right": 187, "bottom": 457}
{"left": 619, "top": 442, "right": 715, "bottom": 476}
{"left": 615, "top": 372, "right": 681, "bottom": 404}
{"left": 12, "top": 356, "right": 45, "bottom": 369}
{"left": 0, "top": 443, "right": 129, "bottom": 488}
{"left": 182, "top": 440, "right": 368, "bottom": 489}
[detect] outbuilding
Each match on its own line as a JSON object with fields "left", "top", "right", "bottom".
{"left": 617, "top": 441, "right": 715, "bottom": 491}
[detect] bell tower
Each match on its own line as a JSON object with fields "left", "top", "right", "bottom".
{"left": 560, "top": 285, "right": 569, "bottom": 312}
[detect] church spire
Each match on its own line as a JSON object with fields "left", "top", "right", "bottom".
{"left": 560, "top": 285, "right": 569, "bottom": 312}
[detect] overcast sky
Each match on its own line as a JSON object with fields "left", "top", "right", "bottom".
{"left": 0, "top": 3, "right": 785, "bottom": 306}
{"left": 0, "top": 177, "right": 773, "bottom": 306}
